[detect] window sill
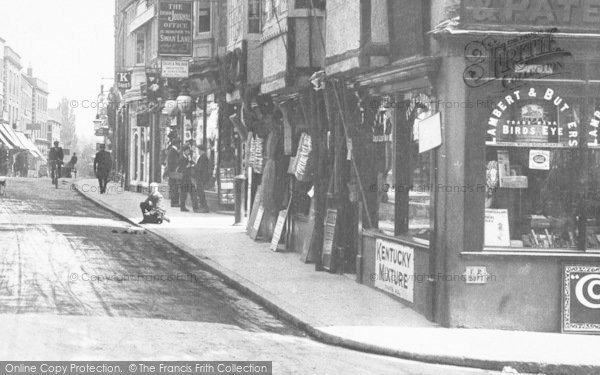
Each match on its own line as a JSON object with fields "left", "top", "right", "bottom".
{"left": 461, "top": 247, "right": 600, "bottom": 258}
{"left": 362, "top": 229, "right": 430, "bottom": 250}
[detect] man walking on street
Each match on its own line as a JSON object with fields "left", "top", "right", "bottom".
{"left": 94, "top": 144, "right": 112, "bottom": 194}
{"left": 194, "top": 144, "right": 211, "bottom": 213}
{"left": 165, "top": 140, "right": 181, "bottom": 207}
{"left": 177, "top": 145, "right": 199, "bottom": 212}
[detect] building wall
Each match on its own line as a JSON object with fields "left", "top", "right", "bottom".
{"left": 19, "top": 74, "right": 33, "bottom": 133}
{"left": 0, "top": 38, "right": 5, "bottom": 123}
{"left": 325, "top": 0, "right": 360, "bottom": 61}
{"left": 48, "top": 119, "right": 61, "bottom": 144}
{"left": 4, "top": 47, "right": 22, "bottom": 129}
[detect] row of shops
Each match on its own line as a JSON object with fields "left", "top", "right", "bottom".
{"left": 112, "top": 0, "right": 600, "bottom": 334}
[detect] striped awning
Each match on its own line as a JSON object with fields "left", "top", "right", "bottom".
{"left": 0, "top": 127, "right": 14, "bottom": 149}
{"left": 0, "top": 124, "right": 21, "bottom": 149}
{"left": 14, "top": 132, "right": 46, "bottom": 161}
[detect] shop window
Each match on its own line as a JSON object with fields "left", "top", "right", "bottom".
{"left": 373, "top": 106, "right": 395, "bottom": 235}
{"left": 248, "top": 0, "right": 262, "bottom": 33}
{"left": 372, "top": 95, "right": 435, "bottom": 244}
{"left": 482, "top": 87, "right": 600, "bottom": 250}
{"left": 198, "top": 0, "right": 211, "bottom": 33}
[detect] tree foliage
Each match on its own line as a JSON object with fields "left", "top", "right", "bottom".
{"left": 58, "top": 97, "right": 77, "bottom": 151}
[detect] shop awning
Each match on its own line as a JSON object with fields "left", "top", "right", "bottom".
{"left": 0, "top": 124, "right": 23, "bottom": 149}
{"left": 0, "top": 127, "right": 15, "bottom": 149}
{"left": 14, "top": 131, "right": 46, "bottom": 161}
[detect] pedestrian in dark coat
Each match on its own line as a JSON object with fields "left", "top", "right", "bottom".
{"left": 94, "top": 144, "right": 112, "bottom": 194}
{"left": 177, "top": 145, "right": 199, "bottom": 212}
{"left": 165, "top": 141, "right": 181, "bottom": 207}
{"left": 194, "top": 144, "right": 211, "bottom": 212}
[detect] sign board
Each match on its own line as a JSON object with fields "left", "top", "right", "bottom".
{"left": 270, "top": 209, "right": 288, "bottom": 252}
{"left": 418, "top": 112, "right": 442, "bottom": 153}
{"left": 562, "top": 264, "right": 600, "bottom": 334}
{"left": 250, "top": 206, "right": 265, "bottom": 240}
{"left": 529, "top": 150, "right": 551, "bottom": 170}
{"left": 465, "top": 266, "right": 490, "bottom": 284}
{"left": 374, "top": 239, "right": 415, "bottom": 303}
{"left": 484, "top": 209, "right": 511, "bottom": 247}
{"left": 321, "top": 209, "right": 338, "bottom": 271}
{"left": 462, "top": 0, "right": 600, "bottom": 31}
{"left": 26, "top": 123, "right": 41, "bottom": 131}
{"left": 246, "top": 188, "right": 263, "bottom": 235}
{"left": 116, "top": 70, "right": 132, "bottom": 90}
{"left": 158, "top": 1, "right": 193, "bottom": 56}
{"left": 161, "top": 59, "right": 189, "bottom": 78}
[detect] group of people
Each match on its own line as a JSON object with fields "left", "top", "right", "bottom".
{"left": 138, "top": 140, "right": 212, "bottom": 225}
{"left": 164, "top": 140, "right": 211, "bottom": 213}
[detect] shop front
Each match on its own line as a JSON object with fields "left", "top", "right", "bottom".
{"left": 429, "top": 2, "right": 600, "bottom": 332}
{"left": 339, "top": 57, "right": 441, "bottom": 320}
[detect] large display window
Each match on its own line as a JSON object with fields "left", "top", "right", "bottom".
{"left": 483, "top": 85, "right": 600, "bottom": 250}
{"left": 372, "top": 93, "right": 436, "bottom": 245}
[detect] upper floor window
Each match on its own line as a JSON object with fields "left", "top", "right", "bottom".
{"left": 136, "top": 31, "right": 145, "bottom": 65}
{"left": 248, "top": 0, "right": 261, "bottom": 33}
{"left": 197, "top": 0, "right": 211, "bottom": 33}
{"left": 264, "top": 0, "right": 287, "bottom": 22}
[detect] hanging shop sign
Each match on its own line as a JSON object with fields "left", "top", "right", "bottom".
{"left": 293, "top": 133, "right": 314, "bottom": 182}
{"left": 372, "top": 109, "right": 392, "bottom": 142}
{"left": 221, "top": 42, "right": 248, "bottom": 92}
{"left": 161, "top": 59, "right": 189, "bottom": 78}
{"left": 158, "top": 1, "right": 193, "bottom": 56}
{"left": 145, "top": 68, "right": 166, "bottom": 101}
{"left": 374, "top": 239, "right": 415, "bottom": 303}
{"left": 248, "top": 135, "right": 264, "bottom": 174}
{"left": 562, "top": 264, "right": 600, "bottom": 334}
{"left": 486, "top": 87, "right": 580, "bottom": 147}
{"left": 462, "top": 0, "right": 600, "bottom": 31}
{"left": 116, "top": 70, "right": 132, "bottom": 90}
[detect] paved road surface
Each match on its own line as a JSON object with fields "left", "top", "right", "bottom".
{"left": 0, "top": 178, "right": 514, "bottom": 375}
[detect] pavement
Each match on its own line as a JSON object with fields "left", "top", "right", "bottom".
{"left": 73, "top": 179, "right": 600, "bottom": 375}
{"left": 0, "top": 178, "right": 514, "bottom": 375}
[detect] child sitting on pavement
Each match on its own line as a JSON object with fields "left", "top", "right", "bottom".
{"left": 139, "top": 182, "right": 170, "bottom": 224}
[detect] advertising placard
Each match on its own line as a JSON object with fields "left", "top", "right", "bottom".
{"left": 158, "top": 1, "right": 193, "bottom": 56}
{"left": 161, "top": 59, "right": 189, "bottom": 78}
{"left": 321, "top": 209, "right": 338, "bottom": 271}
{"left": 484, "top": 209, "right": 511, "bottom": 247}
{"left": 270, "top": 209, "right": 288, "bottom": 252}
{"left": 562, "top": 264, "right": 600, "bottom": 334}
{"left": 116, "top": 70, "right": 132, "bottom": 90}
{"left": 374, "top": 239, "right": 415, "bottom": 303}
